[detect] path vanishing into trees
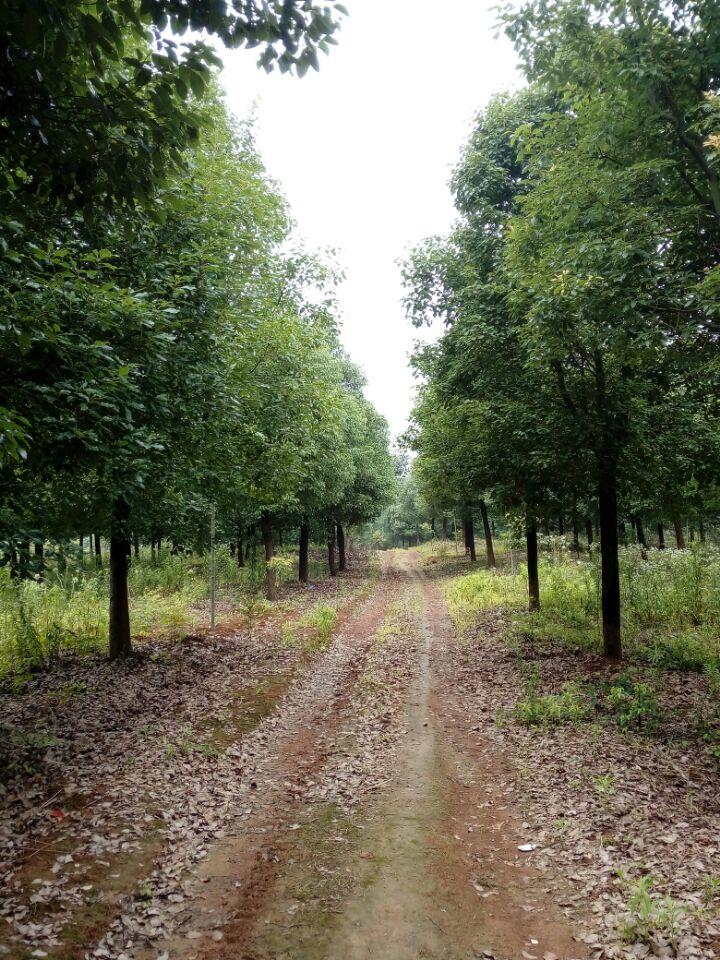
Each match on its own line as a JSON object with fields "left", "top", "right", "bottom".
{"left": 7, "top": 546, "right": 720, "bottom": 959}
{"left": 134, "top": 551, "right": 584, "bottom": 960}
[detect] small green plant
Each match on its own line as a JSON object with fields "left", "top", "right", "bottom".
{"left": 618, "top": 875, "right": 685, "bottom": 947}
{"left": 300, "top": 604, "right": 337, "bottom": 650}
{"left": 1, "top": 725, "right": 58, "bottom": 776}
{"left": 594, "top": 773, "right": 615, "bottom": 796}
{"left": 514, "top": 680, "right": 590, "bottom": 726}
{"left": 702, "top": 874, "right": 720, "bottom": 905}
{"left": 48, "top": 679, "right": 88, "bottom": 701}
{"left": 605, "top": 675, "right": 663, "bottom": 731}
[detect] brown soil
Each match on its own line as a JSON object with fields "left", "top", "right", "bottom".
{"left": 3, "top": 550, "right": 589, "bottom": 960}
{"left": 152, "top": 551, "right": 586, "bottom": 960}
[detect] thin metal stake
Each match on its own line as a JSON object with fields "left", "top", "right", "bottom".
{"left": 210, "top": 502, "right": 216, "bottom": 634}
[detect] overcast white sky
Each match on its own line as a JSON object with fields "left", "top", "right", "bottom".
{"left": 219, "top": 1, "right": 521, "bottom": 441}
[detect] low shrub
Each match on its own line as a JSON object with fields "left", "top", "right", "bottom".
{"left": 603, "top": 674, "right": 664, "bottom": 731}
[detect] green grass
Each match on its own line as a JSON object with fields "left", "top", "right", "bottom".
{"left": 444, "top": 544, "right": 720, "bottom": 674}
{"left": 514, "top": 679, "right": 591, "bottom": 726}
{"left": 0, "top": 544, "right": 316, "bottom": 676}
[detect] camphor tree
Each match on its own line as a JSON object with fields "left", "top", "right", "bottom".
{"left": 0, "top": 0, "right": 348, "bottom": 465}
{"left": 0, "top": 4, "right": 387, "bottom": 657}
{"left": 500, "top": 0, "right": 720, "bottom": 656}
{"left": 407, "top": 1, "right": 720, "bottom": 657}
{"left": 405, "top": 91, "right": 581, "bottom": 609}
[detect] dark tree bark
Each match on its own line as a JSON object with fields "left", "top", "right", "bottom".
{"left": 299, "top": 520, "right": 309, "bottom": 583}
{"left": 542, "top": 520, "right": 550, "bottom": 536}
{"left": 246, "top": 525, "right": 254, "bottom": 563}
{"left": 673, "top": 517, "right": 686, "bottom": 549}
{"left": 585, "top": 516, "right": 594, "bottom": 547}
{"left": 572, "top": 510, "right": 580, "bottom": 556}
{"left": 634, "top": 516, "right": 648, "bottom": 559}
{"left": 328, "top": 522, "right": 337, "bottom": 577}
{"left": 598, "top": 457, "right": 622, "bottom": 659}
{"left": 526, "top": 515, "right": 540, "bottom": 611}
{"left": 260, "top": 512, "right": 276, "bottom": 600}
{"left": 17, "top": 539, "right": 31, "bottom": 579}
{"left": 237, "top": 528, "right": 245, "bottom": 568}
{"left": 657, "top": 522, "right": 665, "bottom": 549}
{"left": 79, "top": 535, "right": 84, "bottom": 557}
{"left": 229, "top": 541, "right": 235, "bottom": 556}
{"left": 337, "top": 522, "right": 347, "bottom": 571}
{"left": 558, "top": 514, "right": 565, "bottom": 535}
{"left": 442, "top": 517, "right": 448, "bottom": 540}
{"left": 34, "top": 541, "right": 45, "bottom": 581}
{"left": 618, "top": 520, "right": 627, "bottom": 545}
{"left": 479, "top": 500, "right": 496, "bottom": 568}
{"left": 699, "top": 519, "right": 706, "bottom": 544}
{"left": 94, "top": 533, "right": 102, "bottom": 567}
{"left": 463, "top": 516, "right": 476, "bottom": 562}
{"left": 109, "top": 498, "right": 132, "bottom": 659}
{"left": 133, "top": 533, "right": 139, "bottom": 559}
{"left": 634, "top": 516, "right": 647, "bottom": 548}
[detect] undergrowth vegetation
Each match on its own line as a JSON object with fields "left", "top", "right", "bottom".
{"left": 0, "top": 548, "right": 315, "bottom": 677}
{"left": 445, "top": 544, "right": 720, "bottom": 676}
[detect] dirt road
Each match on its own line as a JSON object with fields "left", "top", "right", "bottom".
{"left": 139, "top": 550, "right": 585, "bottom": 960}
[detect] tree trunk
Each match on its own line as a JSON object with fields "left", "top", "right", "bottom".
{"left": 229, "top": 541, "right": 235, "bottom": 556}
{"left": 526, "top": 515, "right": 540, "bottom": 611}
{"left": 237, "top": 529, "right": 245, "bottom": 568}
{"left": 542, "top": 520, "right": 550, "bottom": 536}
{"left": 673, "top": 517, "right": 686, "bottom": 549}
{"left": 94, "top": 533, "right": 102, "bottom": 567}
{"left": 598, "top": 457, "right": 622, "bottom": 659}
{"left": 479, "top": 500, "right": 496, "bottom": 568}
{"left": 34, "top": 541, "right": 45, "bottom": 582}
{"left": 133, "top": 533, "right": 139, "bottom": 559}
{"left": 337, "top": 522, "right": 347, "bottom": 571}
{"left": 299, "top": 520, "right": 309, "bottom": 583}
{"left": 657, "top": 522, "right": 665, "bottom": 549}
{"left": 572, "top": 510, "right": 580, "bottom": 556}
{"left": 464, "top": 516, "right": 476, "bottom": 562}
{"left": 585, "top": 516, "right": 593, "bottom": 547}
{"left": 558, "top": 514, "right": 565, "bottom": 535}
{"left": 442, "top": 516, "right": 448, "bottom": 540}
{"left": 699, "top": 519, "right": 706, "bottom": 544}
{"left": 634, "top": 516, "right": 647, "bottom": 548}
{"left": 79, "top": 535, "right": 84, "bottom": 558}
{"left": 260, "top": 512, "right": 277, "bottom": 600}
{"left": 109, "top": 498, "right": 132, "bottom": 659}
{"left": 328, "top": 522, "right": 337, "bottom": 577}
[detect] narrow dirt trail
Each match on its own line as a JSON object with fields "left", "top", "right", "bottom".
{"left": 140, "top": 550, "right": 586, "bottom": 960}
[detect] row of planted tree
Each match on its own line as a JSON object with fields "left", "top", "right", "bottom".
{"left": 403, "top": 0, "right": 720, "bottom": 660}
{"left": 0, "top": 2, "right": 395, "bottom": 661}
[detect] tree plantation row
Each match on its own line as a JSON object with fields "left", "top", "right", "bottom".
{"left": 0, "top": 1, "right": 396, "bottom": 663}
{"left": 403, "top": 0, "right": 720, "bottom": 661}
